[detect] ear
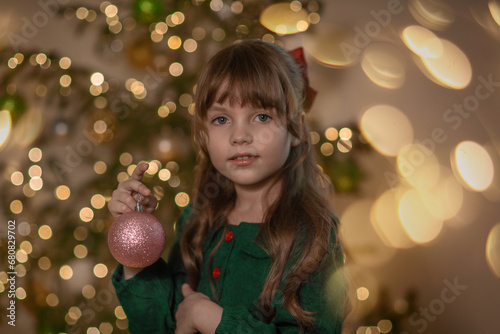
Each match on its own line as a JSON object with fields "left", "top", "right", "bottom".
{"left": 291, "top": 112, "right": 306, "bottom": 147}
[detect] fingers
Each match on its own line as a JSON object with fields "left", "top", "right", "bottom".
{"left": 108, "top": 163, "right": 157, "bottom": 217}
{"left": 108, "top": 187, "right": 138, "bottom": 217}
{"left": 139, "top": 194, "right": 157, "bottom": 212}
{"left": 117, "top": 164, "right": 152, "bottom": 196}
{"left": 108, "top": 198, "right": 133, "bottom": 218}
{"left": 131, "top": 162, "right": 149, "bottom": 181}
{"left": 181, "top": 283, "right": 194, "bottom": 298}
{"left": 137, "top": 183, "right": 151, "bottom": 197}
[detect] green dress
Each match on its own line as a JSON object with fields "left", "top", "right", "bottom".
{"left": 112, "top": 205, "right": 346, "bottom": 333}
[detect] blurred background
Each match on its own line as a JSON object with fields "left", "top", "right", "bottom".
{"left": 0, "top": 0, "right": 499, "bottom": 333}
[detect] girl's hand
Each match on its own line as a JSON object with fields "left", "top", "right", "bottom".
{"left": 175, "top": 284, "right": 223, "bottom": 334}
{"left": 108, "top": 163, "right": 158, "bottom": 218}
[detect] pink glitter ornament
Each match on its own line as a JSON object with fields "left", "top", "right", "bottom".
{"left": 108, "top": 211, "right": 166, "bottom": 268}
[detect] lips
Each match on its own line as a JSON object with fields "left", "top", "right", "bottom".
{"left": 229, "top": 153, "right": 258, "bottom": 160}
{"left": 229, "top": 153, "right": 259, "bottom": 166}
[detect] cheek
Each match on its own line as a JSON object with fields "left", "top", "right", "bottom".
{"left": 269, "top": 134, "right": 293, "bottom": 162}
{"left": 206, "top": 136, "right": 224, "bottom": 161}
{"left": 256, "top": 128, "right": 274, "bottom": 146}
{"left": 255, "top": 125, "right": 289, "bottom": 146}
{"left": 205, "top": 131, "right": 220, "bottom": 149}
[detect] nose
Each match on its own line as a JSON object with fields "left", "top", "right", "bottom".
{"left": 230, "top": 122, "right": 252, "bottom": 145}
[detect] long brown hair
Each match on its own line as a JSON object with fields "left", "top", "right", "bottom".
{"left": 180, "top": 39, "right": 340, "bottom": 332}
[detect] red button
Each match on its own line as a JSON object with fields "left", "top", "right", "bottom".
{"left": 213, "top": 268, "right": 220, "bottom": 279}
{"left": 225, "top": 231, "right": 233, "bottom": 242}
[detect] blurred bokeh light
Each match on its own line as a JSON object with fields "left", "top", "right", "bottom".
{"left": 0, "top": 110, "right": 12, "bottom": 149}
{"left": 414, "top": 39, "right": 472, "bottom": 89}
{"left": 305, "top": 25, "right": 358, "bottom": 67}
{"left": 452, "top": 141, "right": 494, "bottom": 191}
{"left": 361, "top": 43, "right": 406, "bottom": 89}
{"left": 397, "top": 144, "right": 440, "bottom": 190}
{"left": 360, "top": 105, "right": 414, "bottom": 156}
{"left": 402, "top": 25, "right": 443, "bottom": 58}
{"left": 371, "top": 189, "right": 415, "bottom": 249}
{"left": 399, "top": 188, "right": 443, "bottom": 243}
{"left": 408, "top": 0, "right": 455, "bottom": 30}
{"left": 260, "top": 2, "right": 309, "bottom": 35}
{"left": 486, "top": 223, "right": 500, "bottom": 278}
{"left": 341, "top": 200, "right": 396, "bottom": 267}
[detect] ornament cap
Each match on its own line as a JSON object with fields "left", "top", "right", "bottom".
{"left": 136, "top": 187, "right": 144, "bottom": 212}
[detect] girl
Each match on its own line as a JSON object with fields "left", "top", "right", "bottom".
{"left": 109, "top": 39, "right": 347, "bottom": 334}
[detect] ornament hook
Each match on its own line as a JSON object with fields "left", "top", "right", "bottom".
{"left": 136, "top": 185, "right": 143, "bottom": 212}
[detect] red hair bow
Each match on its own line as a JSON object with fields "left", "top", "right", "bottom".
{"left": 288, "top": 47, "right": 317, "bottom": 112}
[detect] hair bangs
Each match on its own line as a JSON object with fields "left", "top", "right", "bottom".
{"left": 197, "top": 43, "right": 290, "bottom": 119}
{"left": 215, "top": 65, "right": 287, "bottom": 115}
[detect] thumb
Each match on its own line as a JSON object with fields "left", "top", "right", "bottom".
{"left": 131, "top": 163, "right": 149, "bottom": 181}
{"left": 181, "top": 283, "right": 194, "bottom": 297}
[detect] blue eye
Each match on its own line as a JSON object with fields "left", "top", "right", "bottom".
{"left": 256, "top": 114, "right": 270, "bottom": 122}
{"left": 213, "top": 116, "right": 228, "bottom": 125}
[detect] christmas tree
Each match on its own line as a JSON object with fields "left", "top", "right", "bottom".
{"left": 0, "top": 1, "right": 370, "bottom": 332}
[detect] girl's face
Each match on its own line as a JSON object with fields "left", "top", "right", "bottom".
{"left": 204, "top": 100, "right": 296, "bottom": 191}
